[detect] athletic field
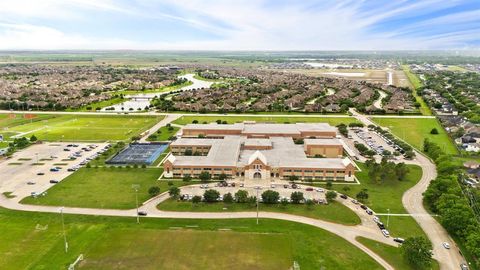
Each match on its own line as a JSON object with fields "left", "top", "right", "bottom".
{"left": 1, "top": 114, "right": 163, "bottom": 141}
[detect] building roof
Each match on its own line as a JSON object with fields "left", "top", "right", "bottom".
{"left": 248, "top": 150, "right": 267, "bottom": 165}
{"left": 244, "top": 138, "right": 272, "bottom": 147}
{"left": 304, "top": 138, "right": 342, "bottom": 146}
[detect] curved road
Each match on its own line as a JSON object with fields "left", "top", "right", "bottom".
{"left": 350, "top": 108, "right": 465, "bottom": 269}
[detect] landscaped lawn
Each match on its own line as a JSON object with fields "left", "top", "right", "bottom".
{"left": 0, "top": 113, "right": 56, "bottom": 129}
{"left": 147, "top": 125, "right": 180, "bottom": 141}
{"left": 70, "top": 97, "right": 126, "bottom": 112}
{"left": 329, "top": 163, "right": 427, "bottom": 238}
{"left": 0, "top": 207, "right": 383, "bottom": 270}
{"left": 371, "top": 117, "right": 458, "bottom": 155}
{"left": 5, "top": 114, "right": 164, "bottom": 141}
{"left": 357, "top": 237, "right": 439, "bottom": 270}
{"left": 20, "top": 167, "right": 181, "bottom": 209}
{"left": 157, "top": 198, "right": 360, "bottom": 225}
{"left": 173, "top": 115, "right": 359, "bottom": 126}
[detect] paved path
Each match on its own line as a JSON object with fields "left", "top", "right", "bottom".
{"left": 138, "top": 114, "right": 181, "bottom": 142}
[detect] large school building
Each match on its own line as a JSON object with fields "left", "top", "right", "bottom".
{"left": 163, "top": 123, "right": 355, "bottom": 181}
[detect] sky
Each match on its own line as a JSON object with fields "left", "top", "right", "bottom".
{"left": 0, "top": 0, "right": 479, "bottom": 50}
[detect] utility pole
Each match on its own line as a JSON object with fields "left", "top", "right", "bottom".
{"left": 387, "top": 208, "right": 390, "bottom": 228}
{"left": 60, "top": 207, "right": 68, "bottom": 253}
{"left": 132, "top": 184, "right": 140, "bottom": 224}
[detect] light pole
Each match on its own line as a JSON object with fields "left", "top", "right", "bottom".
{"left": 255, "top": 186, "right": 261, "bottom": 225}
{"left": 386, "top": 208, "right": 390, "bottom": 228}
{"left": 60, "top": 207, "right": 68, "bottom": 253}
{"left": 132, "top": 184, "right": 140, "bottom": 224}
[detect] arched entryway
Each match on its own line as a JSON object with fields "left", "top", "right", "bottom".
{"left": 253, "top": 172, "right": 262, "bottom": 179}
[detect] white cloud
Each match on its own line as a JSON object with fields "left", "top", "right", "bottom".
{"left": 0, "top": 0, "right": 477, "bottom": 50}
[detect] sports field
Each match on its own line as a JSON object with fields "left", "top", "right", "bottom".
{"left": 20, "top": 167, "right": 178, "bottom": 209}
{"left": 173, "top": 115, "right": 358, "bottom": 126}
{"left": 158, "top": 198, "right": 360, "bottom": 225}
{"left": 0, "top": 208, "right": 383, "bottom": 270}
{"left": 371, "top": 117, "right": 458, "bottom": 155}
{"left": 1, "top": 114, "right": 164, "bottom": 141}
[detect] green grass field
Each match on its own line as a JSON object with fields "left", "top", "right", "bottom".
{"left": 158, "top": 198, "right": 360, "bottom": 225}
{"left": 147, "top": 126, "right": 180, "bottom": 141}
{"left": 120, "top": 80, "right": 193, "bottom": 95}
{"left": 0, "top": 207, "right": 383, "bottom": 270}
{"left": 329, "top": 163, "right": 427, "bottom": 238}
{"left": 20, "top": 167, "right": 180, "bottom": 209}
{"left": 357, "top": 237, "right": 439, "bottom": 270}
{"left": 173, "top": 115, "right": 358, "bottom": 126}
{"left": 401, "top": 65, "right": 432, "bottom": 116}
{"left": 371, "top": 117, "right": 458, "bottom": 154}
{"left": 70, "top": 97, "right": 126, "bottom": 112}
{"left": 0, "top": 113, "right": 56, "bottom": 129}
{"left": 2, "top": 114, "right": 163, "bottom": 141}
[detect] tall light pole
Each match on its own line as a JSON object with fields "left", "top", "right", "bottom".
{"left": 255, "top": 186, "right": 261, "bottom": 225}
{"left": 386, "top": 208, "right": 390, "bottom": 228}
{"left": 60, "top": 207, "right": 68, "bottom": 253}
{"left": 132, "top": 184, "right": 140, "bottom": 224}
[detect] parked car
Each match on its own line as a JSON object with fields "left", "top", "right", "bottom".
{"left": 377, "top": 222, "right": 385, "bottom": 230}
{"left": 381, "top": 229, "right": 390, "bottom": 237}
{"left": 270, "top": 184, "right": 276, "bottom": 188}
{"left": 37, "top": 172, "right": 45, "bottom": 176}
{"left": 366, "top": 209, "right": 373, "bottom": 215}
{"left": 460, "top": 263, "right": 469, "bottom": 270}
{"left": 283, "top": 184, "right": 289, "bottom": 189}
{"left": 27, "top": 181, "right": 36, "bottom": 185}
{"left": 340, "top": 194, "right": 348, "bottom": 199}
{"left": 442, "top": 242, "right": 450, "bottom": 249}
{"left": 49, "top": 180, "right": 59, "bottom": 184}
{"left": 305, "top": 187, "right": 314, "bottom": 191}
{"left": 63, "top": 148, "right": 70, "bottom": 151}
{"left": 316, "top": 188, "right": 324, "bottom": 193}
{"left": 351, "top": 199, "right": 359, "bottom": 204}
{"left": 360, "top": 204, "right": 368, "bottom": 210}
{"left": 393, "top": 237, "right": 405, "bottom": 244}
{"left": 138, "top": 211, "right": 147, "bottom": 216}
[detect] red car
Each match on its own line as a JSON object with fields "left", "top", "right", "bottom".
{"left": 305, "top": 187, "right": 314, "bottom": 191}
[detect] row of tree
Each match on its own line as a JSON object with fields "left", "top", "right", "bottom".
{"left": 423, "top": 139, "right": 480, "bottom": 267}
{"left": 365, "top": 158, "right": 410, "bottom": 183}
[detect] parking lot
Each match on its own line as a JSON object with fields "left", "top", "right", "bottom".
{"left": 0, "top": 142, "right": 108, "bottom": 201}
{"left": 345, "top": 127, "right": 406, "bottom": 162}
{"left": 179, "top": 182, "right": 328, "bottom": 204}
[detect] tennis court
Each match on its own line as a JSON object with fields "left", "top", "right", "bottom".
{"left": 107, "top": 143, "right": 168, "bottom": 165}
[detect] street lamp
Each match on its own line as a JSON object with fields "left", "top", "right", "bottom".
{"left": 255, "top": 186, "right": 262, "bottom": 225}
{"left": 386, "top": 208, "right": 390, "bottom": 228}
{"left": 132, "top": 184, "right": 140, "bottom": 224}
{"left": 60, "top": 207, "right": 68, "bottom": 253}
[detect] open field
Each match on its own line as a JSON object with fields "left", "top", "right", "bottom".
{"left": 357, "top": 237, "right": 439, "bottom": 270}
{"left": 2, "top": 114, "right": 163, "bottom": 141}
{"left": 158, "top": 198, "right": 360, "bottom": 225}
{"left": 20, "top": 167, "right": 177, "bottom": 209}
{"left": 401, "top": 65, "right": 432, "bottom": 115}
{"left": 147, "top": 125, "right": 180, "bottom": 141}
{"left": 327, "top": 163, "right": 427, "bottom": 239}
{"left": 120, "top": 80, "right": 193, "bottom": 96}
{"left": 371, "top": 117, "right": 458, "bottom": 155}
{"left": 0, "top": 207, "right": 383, "bottom": 270}
{"left": 173, "top": 115, "right": 358, "bottom": 126}
{"left": 70, "top": 97, "right": 126, "bottom": 112}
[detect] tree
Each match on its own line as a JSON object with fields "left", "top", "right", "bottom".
{"left": 356, "top": 189, "right": 369, "bottom": 202}
{"left": 182, "top": 175, "right": 192, "bottom": 182}
{"left": 30, "top": 134, "right": 37, "bottom": 142}
{"left": 305, "top": 199, "right": 315, "bottom": 209}
{"left": 203, "top": 189, "right": 220, "bottom": 202}
{"left": 218, "top": 173, "right": 227, "bottom": 180}
{"left": 199, "top": 171, "right": 211, "bottom": 182}
{"left": 148, "top": 186, "right": 160, "bottom": 197}
{"left": 168, "top": 186, "right": 180, "bottom": 199}
{"left": 288, "top": 175, "right": 299, "bottom": 181}
{"left": 261, "top": 190, "right": 280, "bottom": 204}
{"left": 290, "top": 191, "right": 304, "bottom": 204}
{"left": 234, "top": 190, "right": 249, "bottom": 203}
{"left": 430, "top": 128, "right": 439, "bottom": 134}
{"left": 466, "top": 231, "right": 480, "bottom": 260}
{"left": 223, "top": 192, "right": 234, "bottom": 203}
{"left": 325, "top": 191, "right": 337, "bottom": 202}
{"left": 401, "top": 237, "right": 433, "bottom": 269}
{"left": 325, "top": 180, "right": 333, "bottom": 190}
{"left": 184, "top": 149, "right": 193, "bottom": 156}
{"left": 395, "top": 163, "right": 409, "bottom": 181}
{"left": 192, "top": 195, "right": 202, "bottom": 204}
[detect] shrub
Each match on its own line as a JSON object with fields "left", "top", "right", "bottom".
{"left": 148, "top": 186, "right": 160, "bottom": 197}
